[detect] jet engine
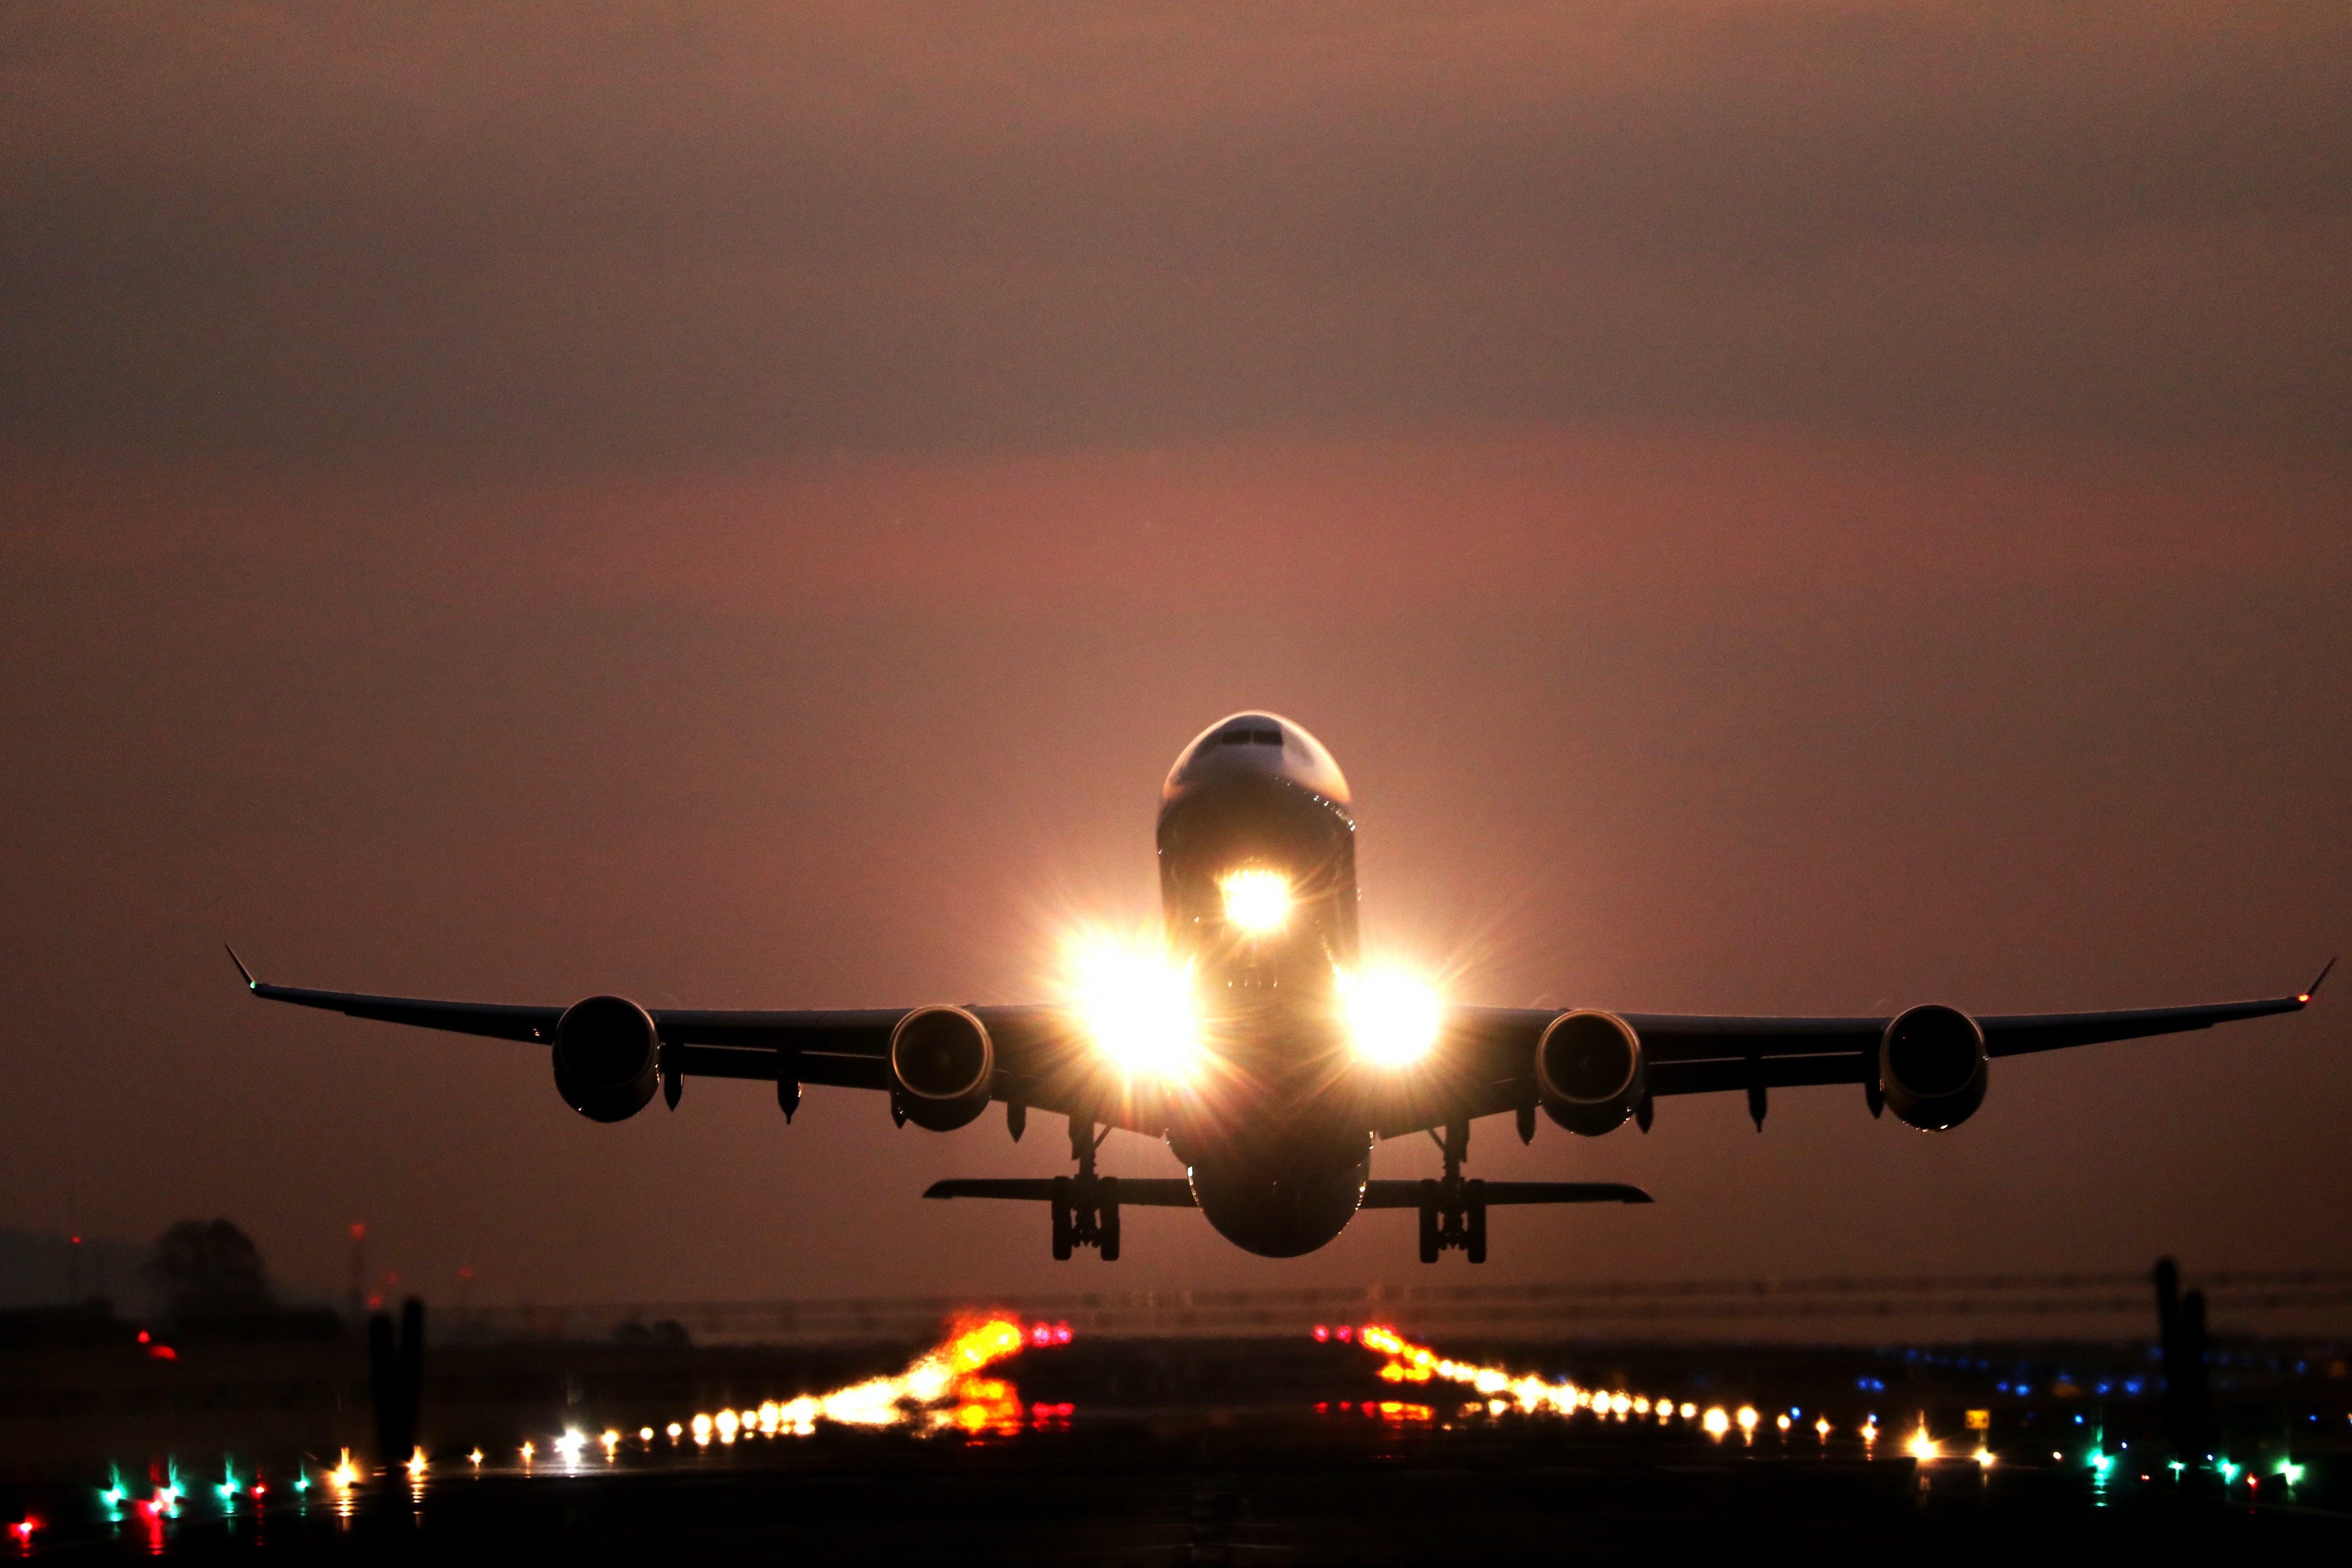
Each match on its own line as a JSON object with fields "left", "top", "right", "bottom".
{"left": 1535, "top": 1010, "right": 1646, "bottom": 1136}
{"left": 1879, "top": 1004, "right": 1988, "bottom": 1131}
{"left": 553, "top": 995, "right": 660, "bottom": 1122}
{"left": 888, "top": 1005, "right": 994, "bottom": 1132}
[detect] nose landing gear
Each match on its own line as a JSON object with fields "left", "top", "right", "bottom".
{"left": 1416, "top": 1119, "right": 1487, "bottom": 1263}
{"left": 1051, "top": 1116, "right": 1122, "bottom": 1261}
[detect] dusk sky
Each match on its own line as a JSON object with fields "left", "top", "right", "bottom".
{"left": 3, "top": 3, "right": 2347, "bottom": 1312}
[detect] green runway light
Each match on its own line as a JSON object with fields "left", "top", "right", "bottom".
{"left": 2278, "top": 1461, "right": 2305, "bottom": 1485}
{"left": 2218, "top": 1460, "right": 2240, "bottom": 1482}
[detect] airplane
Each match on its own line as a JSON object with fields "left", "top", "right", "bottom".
{"left": 233, "top": 711, "right": 2329, "bottom": 1263}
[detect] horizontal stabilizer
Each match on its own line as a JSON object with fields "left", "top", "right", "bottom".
{"left": 923, "top": 1177, "right": 1200, "bottom": 1207}
{"left": 1358, "top": 1180, "right": 1652, "bottom": 1208}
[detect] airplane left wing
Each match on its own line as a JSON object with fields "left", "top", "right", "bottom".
{"left": 233, "top": 955, "right": 1110, "bottom": 1115}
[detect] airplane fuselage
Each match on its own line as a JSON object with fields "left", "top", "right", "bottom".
{"left": 1155, "top": 713, "right": 1376, "bottom": 1255}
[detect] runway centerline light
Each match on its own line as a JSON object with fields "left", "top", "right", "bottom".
{"left": 1219, "top": 868, "right": 1291, "bottom": 936}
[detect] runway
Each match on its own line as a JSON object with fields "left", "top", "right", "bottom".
{"left": 4, "top": 1319, "right": 2346, "bottom": 1563}
{"left": 8, "top": 1410, "right": 2346, "bottom": 1565}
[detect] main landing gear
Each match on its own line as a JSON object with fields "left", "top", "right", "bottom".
{"left": 1417, "top": 1119, "right": 1486, "bottom": 1264}
{"left": 1051, "top": 1116, "right": 1121, "bottom": 1262}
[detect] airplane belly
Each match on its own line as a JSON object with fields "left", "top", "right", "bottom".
{"left": 1187, "top": 1147, "right": 1371, "bottom": 1259}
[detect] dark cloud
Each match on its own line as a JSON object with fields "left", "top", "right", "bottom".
{"left": 4, "top": 2, "right": 2348, "bottom": 469}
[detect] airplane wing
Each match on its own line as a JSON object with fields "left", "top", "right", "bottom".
{"left": 231, "top": 953, "right": 1112, "bottom": 1122}
{"left": 1380, "top": 963, "right": 2329, "bottom": 1138}
{"left": 236, "top": 949, "right": 2325, "bottom": 1140}
{"left": 923, "top": 1178, "right": 1652, "bottom": 1207}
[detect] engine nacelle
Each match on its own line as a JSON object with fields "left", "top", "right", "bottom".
{"left": 553, "top": 995, "right": 659, "bottom": 1123}
{"left": 1879, "top": 1003, "right": 1988, "bottom": 1131}
{"left": 1535, "top": 1010, "right": 1647, "bottom": 1136}
{"left": 888, "top": 1005, "right": 994, "bottom": 1132}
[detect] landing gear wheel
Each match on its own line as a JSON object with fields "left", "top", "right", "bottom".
{"left": 1416, "top": 1177, "right": 1441, "bottom": 1263}
{"left": 1465, "top": 1178, "right": 1488, "bottom": 1265}
{"left": 1050, "top": 1175, "right": 1073, "bottom": 1260}
{"left": 1098, "top": 1176, "right": 1121, "bottom": 1262}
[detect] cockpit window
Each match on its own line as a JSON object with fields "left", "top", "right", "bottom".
{"left": 1219, "top": 725, "right": 1283, "bottom": 747}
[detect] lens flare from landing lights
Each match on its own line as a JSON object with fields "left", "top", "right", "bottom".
{"left": 1219, "top": 868, "right": 1292, "bottom": 936}
{"left": 1064, "top": 930, "right": 1203, "bottom": 1083}
{"left": 668, "top": 1314, "right": 1039, "bottom": 1447}
{"left": 1337, "top": 969, "right": 1442, "bottom": 1067}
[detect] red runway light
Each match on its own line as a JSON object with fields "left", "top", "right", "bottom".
{"left": 148, "top": 1344, "right": 177, "bottom": 1360}
{"left": 1313, "top": 1325, "right": 1329, "bottom": 1342}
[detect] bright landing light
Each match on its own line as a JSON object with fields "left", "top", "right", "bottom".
{"left": 1067, "top": 933, "right": 1201, "bottom": 1082}
{"left": 1340, "top": 970, "right": 1442, "bottom": 1067}
{"left": 1219, "top": 868, "right": 1292, "bottom": 935}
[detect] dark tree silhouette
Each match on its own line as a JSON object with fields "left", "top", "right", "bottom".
{"left": 143, "top": 1219, "right": 273, "bottom": 1318}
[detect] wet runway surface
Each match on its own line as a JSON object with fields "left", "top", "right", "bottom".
{"left": 6, "top": 1322, "right": 2348, "bottom": 1563}
{"left": 9, "top": 1413, "right": 2347, "bottom": 1565}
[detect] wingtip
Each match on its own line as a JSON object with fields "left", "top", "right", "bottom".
{"left": 2301, "top": 956, "right": 2335, "bottom": 1005}
{"left": 224, "top": 944, "right": 256, "bottom": 988}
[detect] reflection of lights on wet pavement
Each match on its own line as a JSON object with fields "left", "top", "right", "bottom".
{"left": 1355, "top": 1325, "right": 1691, "bottom": 1428}
{"left": 530, "top": 1314, "right": 1062, "bottom": 1468}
